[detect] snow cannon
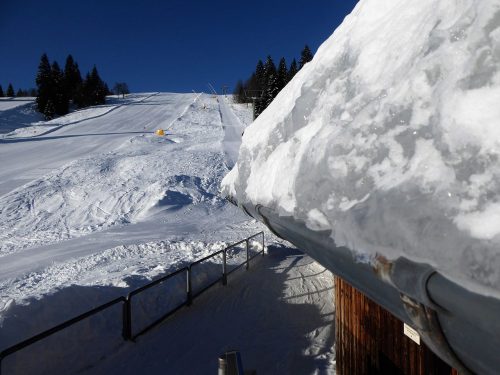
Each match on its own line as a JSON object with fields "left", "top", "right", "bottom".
{"left": 155, "top": 129, "right": 165, "bottom": 136}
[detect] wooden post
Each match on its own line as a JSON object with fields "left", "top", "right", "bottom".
{"left": 334, "top": 276, "right": 459, "bottom": 375}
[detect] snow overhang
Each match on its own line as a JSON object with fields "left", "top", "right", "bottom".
{"left": 233, "top": 200, "right": 500, "bottom": 375}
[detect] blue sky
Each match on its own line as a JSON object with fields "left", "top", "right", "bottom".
{"left": 0, "top": 0, "right": 358, "bottom": 93}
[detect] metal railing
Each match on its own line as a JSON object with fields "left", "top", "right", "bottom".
{"left": 0, "top": 232, "right": 264, "bottom": 375}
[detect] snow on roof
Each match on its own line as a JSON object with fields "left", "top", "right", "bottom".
{"left": 222, "top": 0, "right": 500, "bottom": 296}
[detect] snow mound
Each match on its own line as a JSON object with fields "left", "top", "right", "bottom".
{"left": 222, "top": 0, "right": 500, "bottom": 294}
{"left": 0, "top": 131, "right": 225, "bottom": 256}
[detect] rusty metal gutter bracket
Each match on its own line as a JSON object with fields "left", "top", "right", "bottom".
{"left": 400, "top": 291, "right": 472, "bottom": 374}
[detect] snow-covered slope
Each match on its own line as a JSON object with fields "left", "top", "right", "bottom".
{"left": 0, "top": 93, "right": 264, "bottom": 344}
{"left": 0, "top": 93, "right": 250, "bottom": 255}
{"left": 222, "top": 0, "right": 500, "bottom": 295}
{"left": 0, "top": 93, "right": 334, "bottom": 374}
{"left": 0, "top": 98, "right": 43, "bottom": 135}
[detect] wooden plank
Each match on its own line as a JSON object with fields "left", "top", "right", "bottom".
{"left": 334, "top": 275, "right": 457, "bottom": 375}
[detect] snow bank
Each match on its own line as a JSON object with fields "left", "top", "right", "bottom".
{"left": 222, "top": 0, "right": 500, "bottom": 294}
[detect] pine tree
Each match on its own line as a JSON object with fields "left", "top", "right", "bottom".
{"left": 253, "top": 100, "right": 262, "bottom": 119}
{"left": 255, "top": 60, "right": 265, "bottom": 91}
{"left": 288, "top": 59, "right": 298, "bottom": 82}
{"left": 75, "top": 72, "right": 91, "bottom": 108}
{"left": 44, "top": 99, "right": 56, "bottom": 119}
{"left": 51, "top": 61, "right": 69, "bottom": 115}
{"left": 277, "top": 57, "right": 288, "bottom": 92}
{"left": 16, "top": 89, "right": 23, "bottom": 97}
{"left": 64, "top": 55, "right": 82, "bottom": 102}
{"left": 104, "top": 82, "right": 112, "bottom": 96}
{"left": 90, "top": 66, "right": 107, "bottom": 105}
{"left": 77, "top": 66, "right": 107, "bottom": 108}
{"left": 263, "top": 55, "right": 278, "bottom": 107}
{"left": 299, "top": 45, "right": 313, "bottom": 69}
{"left": 233, "top": 80, "right": 246, "bottom": 103}
{"left": 0, "top": 85, "right": 4, "bottom": 97}
{"left": 36, "top": 53, "right": 53, "bottom": 115}
{"left": 6, "top": 83, "right": 14, "bottom": 97}
{"left": 252, "top": 56, "right": 277, "bottom": 117}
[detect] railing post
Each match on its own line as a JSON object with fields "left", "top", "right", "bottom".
{"left": 222, "top": 250, "right": 228, "bottom": 286}
{"left": 246, "top": 239, "right": 250, "bottom": 270}
{"left": 187, "top": 267, "right": 192, "bottom": 306}
{"left": 262, "top": 232, "right": 265, "bottom": 256}
{"left": 123, "top": 296, "right": 132, "bottom": 341}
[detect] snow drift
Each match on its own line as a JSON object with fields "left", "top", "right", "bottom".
{"left": 222, "top": 0, "right": 500, "bottom": 294}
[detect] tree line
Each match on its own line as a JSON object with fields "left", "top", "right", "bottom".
{"left": 233, "top": 45, "right": 314, "bottom": 118}
{"left": 0, "top": 83, "right": 37, "bottom": 98}
{"left": 35, "top": 53, "right": 110, "bottom": 119}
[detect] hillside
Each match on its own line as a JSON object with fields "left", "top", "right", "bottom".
{"left": 0, "top": 93, "right": 262, "bottom": 346}
{"left": 0, "top": 93, "right": 335, "bottom": 374}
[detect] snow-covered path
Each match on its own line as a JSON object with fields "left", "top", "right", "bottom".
{"left": 88, "top": 245, "right": 335, "bottom": 375}
{"left": 219, "top": 96, "right": 245, "bottom": 169}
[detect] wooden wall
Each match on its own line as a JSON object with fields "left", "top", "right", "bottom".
{"left": 334, "top": 276, "right": 459, "bottom": 375}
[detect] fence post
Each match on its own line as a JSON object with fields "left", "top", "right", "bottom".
{"left": 246, "top": 239, "right": 250, "bottom": 270}
{"left": 187, "top": 267, "right": 192, "bottom": 306}
{"left": 123, "top": 296, "right": 132, "bottom": 341}
{"left": 261, "top": 233, "right": 265, "bottom": 256}
{"left": 222, "top": 250, "right": 228, "bottom": 286}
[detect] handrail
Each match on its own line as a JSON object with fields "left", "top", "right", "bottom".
{"left": 125, "top": 266, "right": 190, "bottom": 341}
{"left": 0, "top": 232, "right": 264, "bottom": 375}
{"left": 0, "top": 296, "right": 126, "bottom": 373}
{"left": 129, "top": 267, "right": 189, "bottom": 297}
{"left": 191, "top": 249, "right": 224, "bottom": 267}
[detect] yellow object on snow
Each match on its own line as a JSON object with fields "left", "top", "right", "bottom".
{"left": 155, "top": 129, "right": 165, "bottom": 136}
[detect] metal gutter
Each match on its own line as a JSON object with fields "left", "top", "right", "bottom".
{"left": 236, "top": 201, "right": 500, "bottom": 375}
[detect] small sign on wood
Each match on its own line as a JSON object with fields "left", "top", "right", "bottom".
{"left": 404, "top": 323, "right": 421, "bottom": 345}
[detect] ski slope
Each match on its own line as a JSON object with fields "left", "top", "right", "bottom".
{"left": 0, "top": 93, "right": 249, "bottom": 259}
{"left": 0, "top": 92, "right": 261, "bottom": 333}
{"left": 0, "top": 93, "right": 190, "bottom": 195}
{"left": 0, "top": 93, "right": 335, "bottom": 374}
